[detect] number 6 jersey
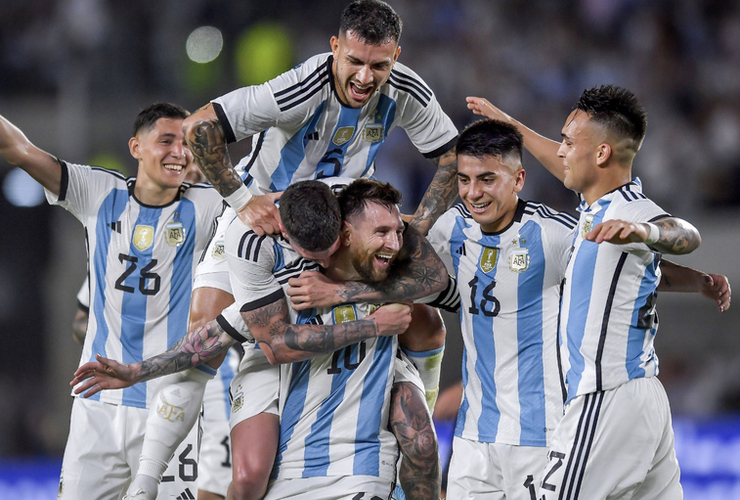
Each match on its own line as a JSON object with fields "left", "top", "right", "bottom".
{"left": 48, "top": 161, "right": 223, "bottom": 408}
{"left": 428, "top": 200, "right": 577, "bottom": 447}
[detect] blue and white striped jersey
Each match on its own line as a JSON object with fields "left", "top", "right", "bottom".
{"left": 428, "top": 200, "right": 577, "bottom": 446}
{"left": 560, "top": 179, "right": 669, "bottom": 404}
{"left": 221, "top": 221, "right": 399, "bottom": 484}
{"left": 212, "top": 53, "right": 458, "bottom": 194}
{"left": 47, "top": 162, "right": 223, "bottom": 408}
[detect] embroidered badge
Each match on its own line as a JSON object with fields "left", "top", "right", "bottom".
{"left": 332, "top": 126, "right": 355, "bottom": 146}
{"left": 332, "top": 305, "right": 357, "bottom": 324}
{"left": 363, "top": 124, "right": 383, "bottom": 143}
{"left": 479, "top": 247, "right": 499, "bottom": 273}
{"left": 165, "top": 221, "right": 185, "bottom": 247}
{"left": 133, "top": 225, "right": 154, "bottom": 251}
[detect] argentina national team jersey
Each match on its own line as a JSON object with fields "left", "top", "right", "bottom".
{"left": 560, "top": 178, "right": 670, "bottom": 404}
{"left": 221, "top": 223, "right": 399, "bottom": 486}
{"left": 47, "top": 162, "right": 223, "bottom": 408}
{"left": 428, "top": 200, "right": 577, "bottom": 447}
{"left": 212, "top": 53, "right": 457, "bottom": 194}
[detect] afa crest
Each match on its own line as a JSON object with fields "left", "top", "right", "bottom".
{"left": 165, "top": 221, "right": 185, "bottom": 247}
{"left": 363, "top": 124, "right": 384, "bottom": 143}
{"left": 133, "top": 225, "right": 154, "bottom": 251}
{"left": 157, "top": 400, "right": 185, "bottom": 423}
{"left": 212, "top": 241, "right": 226, "bottom": 261}
{"left": 581, "top": 213, "right": 594, "bottom": 239}
{"left": 231, "top": 385, "right": 244, "bottom": 414}
{"left": 479, "top": 247, "right": 499, "bottom": 273}
{"left": 508, "top": 247, "right": 530, "bottom": 273}
{"left": 332, "top": 126, "right": 355, "bottom": 146}
{"left": 333, "top": 305, "right": 357, "bottom": 324}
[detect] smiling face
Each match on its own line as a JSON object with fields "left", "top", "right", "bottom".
{"left": 129, "top": 117, "right": 193, "bottom": 198}
{"left": 457, "top": 153, "right": 524, "bottom": 233}
{"left": 330, "top": 30, "right": 400, "bottom": 108}
{"left": 557, "top": 109, "right": 606, "bottom": 199}
{"left": 343, "top": 200, "right": 404, "bottom": 283}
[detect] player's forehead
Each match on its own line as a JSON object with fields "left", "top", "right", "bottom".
{"left": 339, "top": 30, "right": 397, "bottom": 63}
{"left": 561, "top": 109, "right": 595, "bottom": 141}
{"left": 141, "top": 117, "right": 185, "bottom": 139}
{"left": 352, "top": 201, "right": 402, "bottom": 230}
{"left": 458, "top": 153, "right": 517, "bottom": 177}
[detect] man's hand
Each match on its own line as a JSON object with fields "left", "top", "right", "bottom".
{"left": 237, "top": 192, "right": 282, "bottom": 236}
{"left": 586, "top": 220, "right": 650, "bottom": 245}
{"left": 367, "top": 303, "right": 413, "bottom": 337}
{"left": 466, "top": 97, "right": 515, "bottom": 124}
{"left": 287, "top": 271, "right": 343, "bottom": 310}
{"left": 700, "top": 274, "right": 732, "bottom": 312}
{"left": 70, "top": 354, "right": 139, "bottom": 398}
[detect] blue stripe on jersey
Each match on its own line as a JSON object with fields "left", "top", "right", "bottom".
{"left": 218, "top": 355, "right": 237, "bottom": 420}
{"left": 516, "top": 222, "right": 547, "bottom": 445}
{"left": 354, "top": 335, "right": 394, "bottom": 476}
{"left": 121, "top": 206, "right": 163, "bottom": 407}
{"left": 168, "top": 199, "right": 196, "bottom": 349}
{"left": 271, "top": 101, "right": 327, "bottom": 191}
{"left": 361, "top": 94, "right": 397, "bottom": 178}
{"left": 626, "top": 258, "right": 659, "bottom": 379}
{"left": 88, "top": 189, "right": 130, "bottom": 402}
{"left": 471, "top": 234, "right": 502, "bottom": 438}
{"left": 274, "top": 360, "right": 311, "bottom": 480}
{"left": 565, "top": 205, "right": 610, "bottom": 403}
{"left": 273, "top": 240, "right": 285, "bottom": 272}
{"left": 315, "top": 105, "right": 363, "bottom": 179}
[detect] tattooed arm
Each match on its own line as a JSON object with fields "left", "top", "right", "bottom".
{"left": 183, "top": 103, "right": 281, "bottom": 235}
{"left": 286, "top": 224, "right": 449, "bottom": 310}
{"left": 658, "top": 260, "right": 731, "bottom": 312}
{"left": 244, "top": 296, "right": 412, "bottom": 365}
{"left": 71, "top": 319, "right": 237, "bottom": 397}
{"left": 390, "top": 381, "right": 441, "bottom": 500}
{"left": 410, "top": 148, "right": 459, "bottom": 235}
{"left": 586, "top": 217, "right": 702, "bottom": 255}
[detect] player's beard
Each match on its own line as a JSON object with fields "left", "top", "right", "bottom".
{"left": 350, "top": 247, "right": 390, "bottom": 284}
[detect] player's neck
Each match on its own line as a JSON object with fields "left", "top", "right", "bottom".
{"left": 133, "top": 178, "right": 180, "bottom": 206}
{"left": 324, "top": 250, "right": 359, "bottom": 282}
{"left": 582, "top": 167, "right": 632, "bottom": 206}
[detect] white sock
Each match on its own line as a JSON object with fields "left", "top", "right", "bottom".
{"left": 400, "top": 344, "right": 444, "bottom": 413}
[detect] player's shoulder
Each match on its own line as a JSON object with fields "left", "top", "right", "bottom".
{"left": 521, "top": 200, "right": 578, "bottom": 231}
{"left": 383, "top": 61, "right": 435, "bottom": 108}
{"left": 66, "top": 160, "right": 129, "bottom": 184}
{"left": 270, "top": 53, "right": 333, "bottom": 112}
{"left": 436, "top": 202, "right": 473, "bottom": 227}
{"left": 604, "top": 179, "right": 668, "bottom": 218}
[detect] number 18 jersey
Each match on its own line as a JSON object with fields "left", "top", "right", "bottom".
{"left": 48, "top": 162, "right": 223, "bottom": 408}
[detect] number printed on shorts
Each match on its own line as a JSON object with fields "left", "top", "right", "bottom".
{"left": 114, "top": 253, "right": 161, "bottom": 295}
{"left": 162, "top": 444, "right": 198, "bottom": 483}
{"left": 541, "top": 450, "right": 565, "bottom": 492}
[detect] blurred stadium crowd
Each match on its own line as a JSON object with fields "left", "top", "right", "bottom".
{"left": 0, "top": 0, "right": 739, "bottom": 461}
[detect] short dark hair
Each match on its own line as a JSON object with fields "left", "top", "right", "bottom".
{"left": 339, "top": 0, "right": 402, "bottom": 45}
{"left": 280, "top": 180, "right": 342, "bottom": 251}
{"left": 337, "top": 178, "right": 402, "bottom": 222}
{"left": 133, "top": 103, "right": 190, "bottom": 137}
{"left": 456, "top": 119, "right": 523, "bottom": 163}
{"left": 575, "top": 85, "right": 647, "bottom": 150}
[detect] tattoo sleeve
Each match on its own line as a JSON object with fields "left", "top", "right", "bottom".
{"left": 650, "top": 217, "right": 701, "bottom": 255}
{"left": 332, "top": 224, "right": 448, "bottom": 304}
{"left": 136, "top": 320, "right": 233, "bottom": 382}
{"left": 185, "top": 106, "right": 243, "bottom": 198}
{"left": 390, "top": 382, "right": 441, "bottom": 500}
{"left": 410, "top": 148, "right": 458, "bottom": 235}
{"left": 243, "top": 297, "right": 380, "bottom": 364}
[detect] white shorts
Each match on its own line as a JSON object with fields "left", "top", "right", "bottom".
{"left": 446, "top": 437, "right": 548, "bottom": 500}
{"left": 229, "top": 344, "right": 280, "bottom": 429}
{"left": 193, "top": 206, "right": 237, "bottom": 294}
{"left": 59, "top": 397, "right": 200, "bottom": 500}
{"left": 199, "top": 349, "right": 241, "bottom": 496}
{"left": 263, "top": 475, "right": 393, "bottom": 500}
{"left": 541, "top": 377, "right": 682, "bottom": 500}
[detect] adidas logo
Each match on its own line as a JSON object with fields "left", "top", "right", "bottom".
{"left": 176, "top": 487, "right": 196, "bottom": 500}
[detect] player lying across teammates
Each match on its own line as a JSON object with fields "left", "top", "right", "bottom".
{"left": 72, "top": 178, "right": 459, "bottom": 500}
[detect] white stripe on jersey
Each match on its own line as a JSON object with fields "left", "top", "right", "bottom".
{"left": 428, "top": 200, "right": 577, "bottom": 446}
{"left": 213, "top": 53, "right": 457, "bottom": 194}
{"left": 559, "top": 179, "right": 670, "bottom": 403}
{"left": 48, "top": 162, "right": 223, "bottom": 408}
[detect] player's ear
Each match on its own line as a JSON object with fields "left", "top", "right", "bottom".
{"left": 596, "top": 143, "right": 611, "bottom": 167}
{"left": 393, "top": 45, "right": 401, "bottom": 62}
{"left": 513, "top": 168, "right": 526, "bottom": 193}
{"left": 341, "top": 220, "right": 352, "bottom": 246}
{"left": 128, "top": 136, "right": 141, "bottom": 160}
{"left": 330, "top": 35, "right": 340, "bottom": 56}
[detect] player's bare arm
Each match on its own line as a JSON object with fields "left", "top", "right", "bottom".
{"left": 287, "top": 224, "right": 448, "bottom": 310}
{"left": 466, "top": 96, "right": 565, "bottom": 182}
{"left": 586, "top": 216, "right": 701, "bottom": 254}
{"left": 659, "top": 260, "right": 731, "bottom": 312}
{"left": 245, "top": 297, "right": 412, "bottom": 365}
{"left": 0, "top": 113, "right": 62, "bottom": 195}
{"left": 410, "top": 148, "right": 458, "bottom": 235}
{"left": 183, "top": 103, "right": 281, "bottom": 235}
{"left": 390, "top": 382, "right": 441, "bottom": 500}
{"left": 71, "top": 320, "right": 235, "bottom": 398}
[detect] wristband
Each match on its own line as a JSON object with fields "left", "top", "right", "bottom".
{"left": 224, "top": 184, "right": 252, "bottom": 211}
{"left": 644, "top": 222, "right": 660, "bottom": 245}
